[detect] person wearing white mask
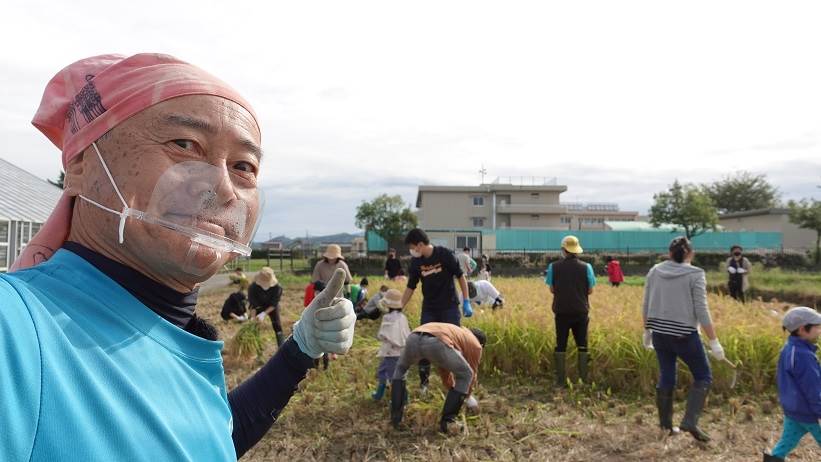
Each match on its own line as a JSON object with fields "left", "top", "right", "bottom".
{"left": 399, "top": 228, "right": 472, "bottom": 393}
{"left": 0, "top": 53, "right": 356, "bottom": 461}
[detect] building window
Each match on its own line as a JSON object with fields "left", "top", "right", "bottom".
{"left": 531, "top": 214, "right": 539, "bottom": 221}
{"left": 560, "top": 216, "right": 572, "bottom": 224}
{"left": 471, "top": 217, "right": 485, "bottom": 227}
{"left": 530, "top": 193, "right": 540, "bottom": 200}
{"left": 472, "top": 196, "right": 484, "bottom": 207}
{"left": 0, "top": 221, "right": 8, "bottom": 243}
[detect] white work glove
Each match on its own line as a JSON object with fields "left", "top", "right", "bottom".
{"left": 293, "top": 269, "right": 356, "bottom": 358}
{"left": 708, "top": 339, "right": 725, "bottom": 361}
{"left": 737, "top": 268, "right": 747, "bottom": 274}
{"left": 642, "top": 329, "right": 654, "bottom": 350}
{"left": 727, "top": 266, "right": 737, "bottom": 274}
{"left": 256, "top": 312, "right": 267, "bottom": 322}
{"left": 465, "top": 395, "right": 479, "bottom": 411}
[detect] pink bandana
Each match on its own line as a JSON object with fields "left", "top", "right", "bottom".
{"left": 11, "top": 53, "right": 258, "bottom": 271}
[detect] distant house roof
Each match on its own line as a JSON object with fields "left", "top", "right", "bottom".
{"left": 0, "top": 158, "right": 62, "bottom": 222}
{"left": 604, "top": 221, "right": 680, "bottom": 232}
{"left": 416, "top": 183, "right": 568, "bottom": 207}
{"left": 719, "top": 208, "right": 790, "bottom": 219}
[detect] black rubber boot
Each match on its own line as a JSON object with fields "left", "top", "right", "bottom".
{"left": 275, "top": 331, "right": 285, "bottom": 347}
{"left": 390, "top": 379, "right": 407, "bottom": 429}
{"left": 578, "top": 350, "right": 590, "bottom": 383}
{"left": 655, "top": 388, "right": 677, "bottom": 433}
{"left": 680, "top": 383, "right": 711, "bottom": 442}
{"left": 762, "top": 453, "right": 784, "bottom": 462}
{"left": 439, "top": 388, "right": 467, "bottom": 433}
{"left": 554, "top": 352, "right": 567, "bottom": 387}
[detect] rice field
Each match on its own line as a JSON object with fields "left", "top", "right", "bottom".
{"left": 197, "top": 276, "right": 819, "bottom": 461}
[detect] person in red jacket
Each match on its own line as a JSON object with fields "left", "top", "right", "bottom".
{"left": 606, "top": 256, "right": 625, "bottom": 287}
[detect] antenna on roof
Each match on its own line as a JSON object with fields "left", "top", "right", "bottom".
{"left": 478, "top": 164, "right": 487, "bottom": 184}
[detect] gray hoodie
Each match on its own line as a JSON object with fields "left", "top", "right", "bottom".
{"left": 642, "top": 260, "right": 713, "bottom": 336}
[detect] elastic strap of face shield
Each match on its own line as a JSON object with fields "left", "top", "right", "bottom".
{"left": 76, "top": 142, "right": 130, "bottom": 244}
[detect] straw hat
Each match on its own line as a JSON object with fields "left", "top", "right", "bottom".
{"left": 323, "top": 244, "right": 343, "bottom": 260}
{"left": 378, "top": 289, "right": 403, "bottom": 310}
{"left": 561, "top": 235, "right": 583, "bottom": 254}
{"left": 254, "top": 267, "right": 278, "bottom": 290}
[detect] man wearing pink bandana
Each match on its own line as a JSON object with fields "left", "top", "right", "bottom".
{"left": 0, "top": 54, "right": 356, "bottom": 461}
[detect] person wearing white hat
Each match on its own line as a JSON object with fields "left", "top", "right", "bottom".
{"left": 248, "top": 267, "right": 286, "bottom": 346}
{"left": 544, "top": 235, "right": 596, "bottom": 387}
{"left": 311, "top": 244, "right": 353, "bottom": 286}
{"left": 763, "top": 307, "right": 821, "bottom": 461}
{"left": 371, "top": 289, "right": 411, "bottom": 400}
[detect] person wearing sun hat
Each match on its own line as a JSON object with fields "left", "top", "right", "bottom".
{"left": 371, "top": 289, "right": 411, "bottom": 400}
{"left": 0, "top": 53, "right": 356, "bottom": 460}
{"left": 248, "top": 267, "right": 287, "bottom": 346}
{"left": 544, "top": 235, "right": 596, "bottom": 387}
{"left": 311, "top": 243, "right": 353, "bottom": 285}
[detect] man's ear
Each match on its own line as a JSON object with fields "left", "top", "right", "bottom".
{"left": 63, "top": 151, "right": 85, "bottom": 196}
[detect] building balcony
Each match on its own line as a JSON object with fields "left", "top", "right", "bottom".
{"left": 496, "top": 203, "right": 567, "bottom": 214}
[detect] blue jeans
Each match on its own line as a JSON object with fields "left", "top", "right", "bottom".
{"left": 771, "top": 416, "right": 821, "bottom": 458}
{"left": 652, "top": 331, "right": 712, "bottom": 389}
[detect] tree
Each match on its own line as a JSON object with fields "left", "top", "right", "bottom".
{"left": 48, "top": 170, "right": 65, "bottom": 189}
{"left": 703, "top": 171, "right": 779, "bottom": 214}
{"left": 649, "top": 180, "right": 718, "bottom": 239}
{"left": 787, "top": 198, "right": 821, "bottom": 264}
{"left": 355, "top": 194, "right": 418, "bottom": 252}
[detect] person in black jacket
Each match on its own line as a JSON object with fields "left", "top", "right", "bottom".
{"left": 248, "top": 267, "right": 286, "bottom": 347}
{"left": 221, "top": 278, "right": 250, "bottom": 322}
{"left": 384, "top": 248, "right": 403, "bottom": 280}
{"left": 544, "top": 235, "right": 596, "bottom": 386}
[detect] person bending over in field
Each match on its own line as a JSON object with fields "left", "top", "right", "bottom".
{"left": 221, "top": 278, "right": 250, "bottom": 322}
{"left": 400, "top": 228, "right": 473, "bottom": 394}
{"left": 642, "top": 236, "right": 725, "bottom": 442}
{"left": 248, "top": 267, "right": 286, "bottom": 347}
{"left": 545, "top": 235, "right": 595, "bottom": 386}
{"left": 605, "top": 255, "right": 624, "bottom": 287}
{"left": 0, "top": 53, "right": 356, "bottom": 461}
{"left": 390, "top": 323, "right": 485, "bottom": 434}
{"left": 466, "top": 280, "right": 504, "bottom": 309}
{"left": 357, "top": 284, "right": 388, "bottom": 321}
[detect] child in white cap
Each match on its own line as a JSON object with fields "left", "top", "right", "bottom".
{"left": 763, "top": 307, "right": 821, "bottom": 461}
{"left": 372, "top": 289, "right": 411, "bottom": 400}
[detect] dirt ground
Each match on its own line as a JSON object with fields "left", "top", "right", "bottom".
{"left": 199, "top": 283, "right": 820, "bottom": 462}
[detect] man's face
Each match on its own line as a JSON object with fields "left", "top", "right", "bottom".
{"left": 70, "top": 95, "right": 261, "bottom": 286}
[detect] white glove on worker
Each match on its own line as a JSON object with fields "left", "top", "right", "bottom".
{"left": 465, "top": 395, "right": 479, "bottom": 411}
{"left": 642, "top": 329, "right": 654, "bottom": 350}
{"left": 736, "top": 268, "right": 747, "bottom": 274}
{"left": 708, "top": 338, "right": 725, "bottom": 361}
{"left": 256, "top": 312, "right": 267, "bottom": 322}
{"left": 293, "top": 269, "right": 356, "bottom": 358}
{"left": 727, "top": 266, "right": 737, "bottom": 274}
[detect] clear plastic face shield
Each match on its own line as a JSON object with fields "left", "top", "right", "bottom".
{"left": 79, "top": 142, "right": 263, "bottom": 277}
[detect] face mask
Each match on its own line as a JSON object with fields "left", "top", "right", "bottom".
{"left": 78, "top": 142, "right": 258, "bottom": 276}
{"left": 409, "top": 248, "right": 422, "bottom": 258}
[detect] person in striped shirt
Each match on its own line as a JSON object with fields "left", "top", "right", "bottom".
{"left": 642, "top": 236, "right": 726, "bottom": 442}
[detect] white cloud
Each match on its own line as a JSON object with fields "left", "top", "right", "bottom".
{"left": 1, "top": 1, "right": 820, "bottom": 238}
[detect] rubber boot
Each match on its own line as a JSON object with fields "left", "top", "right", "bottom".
{"left": 275, "top": 331, "right": 285, "bottom": 347}
{"left": 554, "top": 352, "right": 567, "bottom": 387}
{"left": 655, "top": 388, "right": 677, "bottom": 434}
{"left": 390, "top": 379, "right": 407, "bottom": 429}
{"left": 578, "top": 350, "right": 590, "bottom": 383}
{"left": 762, "top": 453, "right": 784, "bottom": 462}
{"left": 679, "top": 382, "right": 711, "bottom": 442}
{"left": 371, "top": 381, "right": 386, "bottom": 401}
{"left": 439, "top": 388, "right": 467, "bottom": 433}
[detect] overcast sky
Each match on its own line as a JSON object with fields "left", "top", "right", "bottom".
{"left": 2, "top": 1, "right": 819, "bottom": 239}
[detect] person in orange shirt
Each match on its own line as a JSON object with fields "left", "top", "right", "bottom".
{"left": 390, "top": 323, "right": 486, "bottom": 433}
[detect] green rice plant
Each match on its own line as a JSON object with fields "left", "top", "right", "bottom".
{"left": 230, "top": 321, "right": 266, "bottom": 362}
